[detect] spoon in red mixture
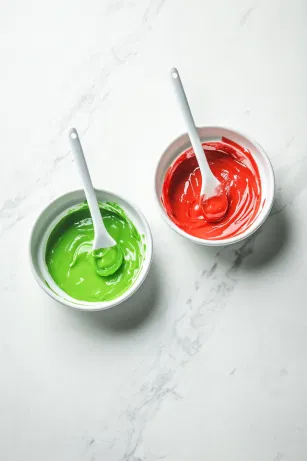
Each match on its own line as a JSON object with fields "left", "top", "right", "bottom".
{"left": 170, "top": 68, "right": 228, "bottom": 223}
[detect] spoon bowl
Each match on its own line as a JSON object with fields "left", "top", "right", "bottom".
{"left": 92, "top": 246, "right": 124, "bottom": 277}
{"left": 200, "top": 186, "right": 229, "bottom": 223}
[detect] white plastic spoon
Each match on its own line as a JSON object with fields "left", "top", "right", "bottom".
{"left": 170, "top": 68, "right": 228, "bottom": 223}
{"left": 69, "top": 128, "right": 123, "bottom": 276}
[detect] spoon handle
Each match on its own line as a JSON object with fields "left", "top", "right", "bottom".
{"left": 170, "top": 68, "right": 214, "bottom": 181}
{"left": 69, "top": 128, "right": 115, "bottom": 248}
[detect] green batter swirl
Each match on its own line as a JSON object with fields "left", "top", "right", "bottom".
{"left": 45, "top": 202, "right": 144, "bottom": 302}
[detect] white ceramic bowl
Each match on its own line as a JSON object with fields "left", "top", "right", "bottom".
{"left": 29, "top": 189, "right": 153, "bottom": 311}
{"left": 155, "top": 126, "right": 275, "bottom": 246}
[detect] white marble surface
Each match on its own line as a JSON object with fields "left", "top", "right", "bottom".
{"left": 1, "top": 0, "right": 307, "bottom": 459}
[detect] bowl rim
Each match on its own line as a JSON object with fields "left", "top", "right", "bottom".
{"left": 154, "top": 125, "right": 275, "bottom": 246}
{"left": 29, "top": 188, "right": 153, "bottom": 311}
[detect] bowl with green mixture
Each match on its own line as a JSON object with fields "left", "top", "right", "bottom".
{"left": 30, "top": 189, "right": 152, "bottom": 311}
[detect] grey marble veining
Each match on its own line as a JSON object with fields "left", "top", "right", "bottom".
{"left": 1, "top": 0, "right": 307, "bottom": 460}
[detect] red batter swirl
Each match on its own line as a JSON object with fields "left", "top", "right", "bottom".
{"left": 161, "top": 137, "right": 261, "bottom": 240}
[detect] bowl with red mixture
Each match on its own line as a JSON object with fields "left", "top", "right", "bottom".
{"left": 155, "top": 126, "right": 275, "bottom": 246}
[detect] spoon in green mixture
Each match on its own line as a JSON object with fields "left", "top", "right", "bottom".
{"left": 69, "top": 128, "right": 123, "bottom": 276}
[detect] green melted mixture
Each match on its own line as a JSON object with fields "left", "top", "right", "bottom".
{"left": 45, "top": 202, "right": 144, "bottom": 302}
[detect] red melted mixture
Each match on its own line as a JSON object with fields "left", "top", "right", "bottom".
{"left": 161, "top": 137, "right": 262, "bottom": 240}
